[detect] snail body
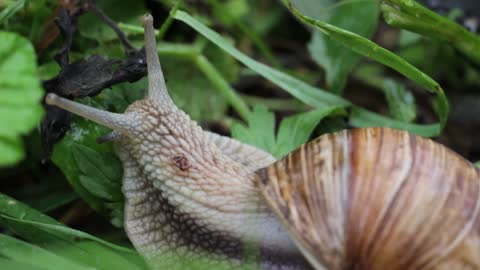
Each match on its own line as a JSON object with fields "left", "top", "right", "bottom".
{"left": 45, "top": 14, "right": 480, "bottom": 270}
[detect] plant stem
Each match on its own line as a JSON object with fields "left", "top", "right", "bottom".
{"left": 381, "top": 0, "right": 480, "bottom": 64}
{"left": 118, "top": 23, "right": 159, "bottom": 36}
{"left": 158, "top": 0, "right": 183, "bottom": 40}
{"left": 194, "top": 55, "right": 251, "bottom": 120}
{"left": 157, "top": 42, "right": 200, "bottom": 58}
{"left": 241, "top": 94, "right": 308, "bottom": 111}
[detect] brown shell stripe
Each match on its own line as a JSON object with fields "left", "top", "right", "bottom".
{"left": 256, "top": 127, "right": 480, "bottom": 270}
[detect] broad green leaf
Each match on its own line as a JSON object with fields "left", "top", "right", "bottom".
{"left": 383, "top": 79, "right": 416, "bottom": 122}
{"left": 163, "top": 55, "right": 231, "bottom": 122}
{"left": 276, "top": 107, "right": 336, "bottom": 157}
{"left": 0, "top": 193, "right": 62, "bottom": 242}
{"left": 0, "top": 233, "right": 147, "bottom": 270}
{"left": 51, "top": 81, "right": 144, "bottom": 224}
{"left": 231, "top": 105, "right": 276, "bottom": 154}
{"left": 294, "top": 0, "right": 378, "bottom": 93}
{"left": 174, "top": 10, "right": 445, "bottom": 137}
{"left": 0, "top": 31, "right": 44, "bottom": 166}
{"left": 0, "top": 234, "right": 92, "bottom": 270}
{"left": 50, "top": 241, "right": 147, "bottom": 270}
{"left": 72, "top": 144, "right": 123, "bottom": 201}
{"left": 0, "top": 215, "right": 146, "bottom": 269}
{"left": 52, "top": 118, "right": 115, "bottom": 215}
{"left": 25, "top": 190, "right": 78, "bottom": 213}
{"left": 0, "top": 194, "right": 147, "bottom": 270}
{"left": 232, "top": 106, "right": 334, "bottom": 158}
{"left": 285, "top": 2, "right": 449, "bottom": 131}
{"left": 476, "top": 161, "right": 480, "bottom": 169}
{"left": 52, "top": 117, "right": 125, "bottom": 226}
{"left": 0, "top": 257, "right": 47, "bottom": 270}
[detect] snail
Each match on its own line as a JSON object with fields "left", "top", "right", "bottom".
{"left": 45, "top": 14, "right": 480, "bottom": 270}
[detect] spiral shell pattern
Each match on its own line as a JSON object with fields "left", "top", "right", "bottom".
{"left": 256, "top": 127, "right": 480, "bottom": 270}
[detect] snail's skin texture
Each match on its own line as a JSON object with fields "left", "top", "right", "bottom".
{"left": 258, "top": 128, "right": 480, "bottom": 270}
{"left": 46, "top": 14, "right": 310, "bottom": 270}
{"left": 116, "top": 100, "right": 309, "bottom": 269}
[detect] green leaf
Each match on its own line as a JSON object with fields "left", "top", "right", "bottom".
{"left": 72, "top": 144, "right": 123, "bottom": 201}
{"left": 0, "top": 234, "right": 92, "bottom": 270}
{"left": 52, "top": 118, "right": 125, "bottom": 226}
{"left": 232, "top": 106, "right": 334, "bottom": 158}
{"left": 163, "top": 55, "right": 231, "bottom": 122}
{"left": 294, "top": 0, "right": 378, "bottom": 93}
{"left": 22, "top": 217, "right": 131, "bottom": 252}
{"left": 0, "top": 257, "right": 47, "bottom": 270}
{"left": 0, "top": 193, "right": 60, "bottom": 225}
{"left": 0, "top": 215, "right": 146, "bottom": 269}
{"left": 52, "top": 119, "right": 115, "bottom": 215}
{"left": 25, "top": 190, "right": 78, "bottom": 213}
{"left": 51, "top": 82, "right": 142, "bottom": 216}
{"left": 0, "top": 31, "right": 44, "bottom": 166}
{"left": 383, "top": 79, "right": 416, "bottom": 122}
{"left": 276, "top": 107, "right": 336, "bottom": 157}
{"left": 475, "top": 161, "right": 480, "bottom": 169}
{"left": 231, "top": 105, "right": 276, "bottom": 154}
{"left": 285, "top": 2, "right": 449, "bottom": 131}
{"left": 50, "top": 241, "right": 147, "bottom": 270}
{"left": 0, "top": 194, "right": 147, "bottom": 270}
{"left": 381, "top": 0, "right": 480, "bottom": 65}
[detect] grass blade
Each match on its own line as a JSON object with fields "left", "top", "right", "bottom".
{"left": 285, "top": 1, "right": 449, "bottom": 130}
{"left": 174, "top": 10, "right": 446, "bottom": 136}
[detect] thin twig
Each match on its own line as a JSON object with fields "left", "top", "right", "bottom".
{"left": 86, "top": 0, "right": 135, "bottom": 54}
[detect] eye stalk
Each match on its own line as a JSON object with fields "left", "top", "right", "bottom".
{"left": 45, "top": 93, "right": 138, "bottom": 134}
{"left": 143, "top": 14, "right": 173, "bottom": 106}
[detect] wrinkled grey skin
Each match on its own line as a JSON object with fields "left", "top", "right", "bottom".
{"left": 46, "top": 14, "right": 312, "bottom": 270}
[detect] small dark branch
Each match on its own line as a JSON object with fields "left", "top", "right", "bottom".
{"left": 84, "top": 0, "right": 135, "bottom": 55}
{"left": 53, "top": 9, "right": 76, "bottom": 67}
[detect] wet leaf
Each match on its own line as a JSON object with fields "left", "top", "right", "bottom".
{"left": 0, "top": 31, "right": 44, "bottom": 166}
{"left": 383, "top": 79, "right": 416, "bottom": 123}
{"left": 231, "top": 105, "right": 276, "bottom": 154}
{"left": 293, "top": 0, "right": 379, "bottom": 93}
{"left": 232, "top": 105, "right": 334, "bottom": 158}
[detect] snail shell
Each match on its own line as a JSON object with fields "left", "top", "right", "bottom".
{"left": 257, "top": 127, "right": 480, "bottom": 270}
